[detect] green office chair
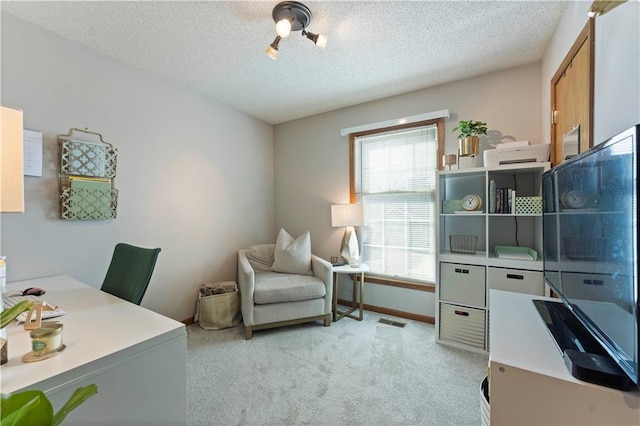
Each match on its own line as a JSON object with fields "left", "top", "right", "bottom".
{"left": 101, "top": 243, "right": 161, "bottom": 305}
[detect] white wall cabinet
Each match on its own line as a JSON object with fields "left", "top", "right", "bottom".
{"left": 435, "top": 162, "right": 550, "bottom": 353}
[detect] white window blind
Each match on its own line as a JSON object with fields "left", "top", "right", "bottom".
{"left": 354, "top": 125, "right": 438, "bottom": 282}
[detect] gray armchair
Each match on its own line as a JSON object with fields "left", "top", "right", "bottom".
{"left": 237, "top": 244, "right": 333, "bottom": 339}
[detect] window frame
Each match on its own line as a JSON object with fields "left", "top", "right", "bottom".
{"left": 349, "top": 118, "right": 445, "bottom": 290}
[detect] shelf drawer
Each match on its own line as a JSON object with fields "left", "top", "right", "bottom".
{"left": 440, "top": 262, "right": 486, "bottom": 307}
{"left": 487, "top": 267, "right": 543, "bottom": 299}
{"left": 439, "top": 302, "right": 486, "bottom": 349}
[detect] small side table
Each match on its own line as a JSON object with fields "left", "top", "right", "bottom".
{"left": 332, "top": 263, "right": 369, "bottom": 321}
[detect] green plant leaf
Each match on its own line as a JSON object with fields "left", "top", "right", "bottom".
{"left": 51, "top": 384, "right": 98, "bottom": 426}
{"left": 1, "top": 300, "right": 34, "bottom": 329}
{"left": 452, "top": 120, "right": 488, "bottom": 139}
{"left": 1, "top": 390, "right": 53, "bottom": 426}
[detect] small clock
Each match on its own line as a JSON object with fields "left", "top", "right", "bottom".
{"left": 561, "top": 190, "right": 588, "bottom": 209}
{"left": 461, "top": 194, "right": 482, "bottom": 211}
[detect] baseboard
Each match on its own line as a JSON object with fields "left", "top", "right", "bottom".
{"left": 184, "top": 304, "right": 435, "bottom": 326}
{"left": 336, "top": 298, "right": 435, "bottom": 324}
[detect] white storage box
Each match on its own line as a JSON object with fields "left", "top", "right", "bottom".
{"left": 439, "top": 302, "right": 486, "bottom": 349}
{"left": 487, "top": 267, "right": 543, "bottom": 304}
{"left": 440, "top": 262, "right": 486, "bottom": 307}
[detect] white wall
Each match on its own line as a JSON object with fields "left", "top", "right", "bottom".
{"left": 0, "top": 13, "right": 275, "bottom": 321}
{"left": 274, "top": 64, "right": 543, "bottom": 318}
{"left": 541, "top": 1, "right": 640, "bottom": 145}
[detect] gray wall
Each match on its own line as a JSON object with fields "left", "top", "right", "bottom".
{"left": 274, "top": 63, "right": 543, "bottom": 318}
{"left": 0, "top": 14, "right": 275, "bottom": 321}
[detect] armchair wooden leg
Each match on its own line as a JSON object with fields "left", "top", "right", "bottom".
{"left": 245, "top": 326, "right": 253, "bottom": 340}
{"left": 323, "top": 314, "right": 331, "bottom": 327}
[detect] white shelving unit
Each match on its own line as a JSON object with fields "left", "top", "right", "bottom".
{"left": 435, "top": 162, "right": 551, "bottom": 353}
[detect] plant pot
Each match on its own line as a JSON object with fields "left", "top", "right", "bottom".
{"left": 459, "top": 136, "right": 480, "bottom": 157}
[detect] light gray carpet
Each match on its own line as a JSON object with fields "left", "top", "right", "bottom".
{"left": 187, "top": 311, "right": 488, "bottom": 425}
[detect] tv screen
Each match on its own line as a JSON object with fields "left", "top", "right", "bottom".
{"left": 542, "top": 124, "right": 639, "bottom": 388}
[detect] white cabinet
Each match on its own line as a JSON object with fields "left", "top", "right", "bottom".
{"left": 435, "top": 162, "right": 550, "bottom": 353}
{"left": 488, "top": 290, "right": 640, "bottom": 425}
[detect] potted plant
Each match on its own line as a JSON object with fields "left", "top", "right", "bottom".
{"left": 1, "top": 300, "right": 98, "bottom": 425}
{"left": 452, "top": 120, "right": 487, "bottom": 160}
{"left": 452, "top": 120, "right": 488, "bottom": 140}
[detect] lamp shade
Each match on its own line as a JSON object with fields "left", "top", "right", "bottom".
{"left": 1, "top": 105, "right": 24, "bottom": 213}
{"left": 331, "top": 204, "right": 363, "bottom": 227}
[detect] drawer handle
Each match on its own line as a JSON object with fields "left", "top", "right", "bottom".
{"left": 454, "top": 310, "right": 469, "bottom": 317}
{"left": 454, "top": 268, "right": 470, "bottom": 274}
{"left": 583, "top": 279, "right": 604, "bottom": 286}
{"left": 506, "top": 274, "right": 524, "bottom": 280}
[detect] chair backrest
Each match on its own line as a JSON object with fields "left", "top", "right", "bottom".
{"left": 101, "top": 243, "right": 161, "bottom": 305}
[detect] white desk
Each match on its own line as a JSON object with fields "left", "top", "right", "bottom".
{"left": 1, "top": 275, "right": 187, "bottom": 425}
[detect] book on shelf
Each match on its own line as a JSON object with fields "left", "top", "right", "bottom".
{"left": 491, "top": 186, "right": 516, "bottom": 214}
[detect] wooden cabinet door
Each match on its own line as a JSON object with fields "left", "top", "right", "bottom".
{"left": 551, "top": 20, "right": 594, "bottom": 166}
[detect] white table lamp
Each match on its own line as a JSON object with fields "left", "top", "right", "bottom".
{"left": 331, "top": 203, "right": 364, "bottom": 266}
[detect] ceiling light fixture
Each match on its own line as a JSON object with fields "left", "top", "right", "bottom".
{"left": 265, "top": 1, "right": 327, "bottom": 60}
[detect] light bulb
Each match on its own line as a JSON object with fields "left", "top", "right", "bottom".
{"left": 275, "top": 19, "right": 292, "bottom": 38}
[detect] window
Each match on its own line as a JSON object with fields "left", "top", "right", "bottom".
{"left": 351, "top": 119, "right": 443, "bottom": 284}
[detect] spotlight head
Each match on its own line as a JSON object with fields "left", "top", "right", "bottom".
{"left": 265, "top": 36, "right": 282, "bottom": 60}
{"left": 302, "top": 29, "right": 327, "bottom": 50}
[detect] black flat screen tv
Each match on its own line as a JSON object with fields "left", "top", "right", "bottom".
{"left": 540, "top": 124, "right": 639, "bottom": 390}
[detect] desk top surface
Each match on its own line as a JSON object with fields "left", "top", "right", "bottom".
{"left": 1, "top": 275, "right": 185, "bottom": 394}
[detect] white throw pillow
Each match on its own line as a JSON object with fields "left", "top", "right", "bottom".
{"left": 271, "top": 229, "right": 312, "bottom": 275}
{"left": 247, "top": 244, "right": 275, "bottom": 271}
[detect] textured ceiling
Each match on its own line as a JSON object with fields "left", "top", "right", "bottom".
{"left": 1, "top": 1, "right": 568, "bottom": 124}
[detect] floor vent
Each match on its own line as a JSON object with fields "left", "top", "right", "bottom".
{"left": 378, "top": 318, "right": 407, "bottom": 328}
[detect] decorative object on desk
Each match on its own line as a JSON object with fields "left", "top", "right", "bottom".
{"left": 21, "top": 344, "right": 66, "bottom": 363}
{"left": 0, "top": 384, "right": 98, "bottom": 426}
{"left": 58, "top": 128, "right": 118, "bottom": 220}
{"left": 494, "top": 245, "right": 537, "bottom": 261}
{"left": 331, "top": 203, "right": 364, "bottom": 266}
{"left": 449, "top": 234, "right": 478, "bottom": 255}
{"left": 461, "top": 194, "right": 482, "bottom": 211}
{"left": 515, "top": 196, "right": 542, "bottom": 214}
{"left": 101, "top": 243, "right": 161, "bottom": 305}
{"left": 453, "top": 120, "right": 487, "bottom": 168}
{"left": 1, "top": 299, "right": 34, "bottom": 365}
{"left": 442, "top": 154, "right": 457, "bottom": 170}
{"left": 24, "top": 323, "right": 64, "bottom": 360}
